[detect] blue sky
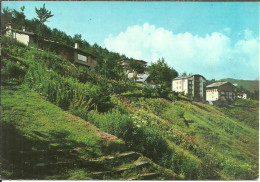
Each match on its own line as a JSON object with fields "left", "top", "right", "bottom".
{"left": 2, "top": 1, "right": 259, "bottom": 80}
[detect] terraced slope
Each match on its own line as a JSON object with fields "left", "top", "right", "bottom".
{"left": 1, "top": 84, "right": 174, "bottom": 180}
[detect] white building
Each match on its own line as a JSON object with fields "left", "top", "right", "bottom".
{"left": 237, "top": 93, "right": 247, "bottom": 99}
{"left": 206, "top": 81, "right": 236, "bottom": 105}
{"left": 172, "top": 74, "right": 207, "bottom": 101}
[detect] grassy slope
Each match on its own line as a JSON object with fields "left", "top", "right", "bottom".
{"left": 1, "top": 37, "right": 258, "bottom": 180}
{"left": 119, "top": 96, "right": 259, "bottom": 179}
{"left": 1, "top": 84, "right": 118, "bottom": 179}
{"left": 220, "top": 78, "right": 259, "bottom": 92}
{"left": 1, "top": 85, "right": 175, "bottom": 180}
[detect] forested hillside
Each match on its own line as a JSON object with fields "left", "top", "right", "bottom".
{"left": 220, "top": 78, "right": 259, "bottom": 93}
{"left": 1, "top": 35, "right": 259, "bottom": 180}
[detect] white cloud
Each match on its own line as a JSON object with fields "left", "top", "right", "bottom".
{"left": 104, "top": 23, "right": 259, "bottom": 80}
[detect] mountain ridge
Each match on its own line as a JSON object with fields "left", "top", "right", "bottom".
{"left": 219, "top": 78, "right": 259, "bottom": 93}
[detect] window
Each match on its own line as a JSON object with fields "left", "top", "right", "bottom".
{"left": 77, "top": 54, "right": 87, "bottom": 62}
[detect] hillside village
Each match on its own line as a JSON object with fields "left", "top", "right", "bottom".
{"left": 3, "top": 24, "right": 256, "bottom": 106}
{"left": 1, "top": 6, "right": 259, "bottom": 181}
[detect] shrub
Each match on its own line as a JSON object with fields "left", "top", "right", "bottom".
{"left": 25, "top": 63, "right": 112, "bottom": 111}
{"left": 86, "top": 109, "right": 170, "bottom": 161}
{"left": 87, "top": 109, "right": 137, "bottom": 147}
{"left": 142, "top": 85, "right": 153, "bottom": 97}
{"left": 1, "top": 60, "right": 26, "bottom": 82}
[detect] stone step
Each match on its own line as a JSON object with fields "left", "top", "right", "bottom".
{"left": 89, "top": 159, "right": 153, "bottom": 179}
{"left": 91, "top": 171, "right": 112, "bottom": 179}
{"left": 139, "top": 172, "right": 158, "bottom": 180}
{"left": 128, "top": 172, "right": 158, "bottom": 180}
{"left": 134, "top": 161, "right": 150, "bottom": 169}
{"left": 89, "top": 151, "right": 140, "bottom": 168}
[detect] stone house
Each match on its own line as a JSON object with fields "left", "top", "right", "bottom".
{"left": 3, "top": 24, "right": 97, "bottom": 69}
{"left": 172, "top": 74, "right": 207, "bottom": 101}
{"left": 206, "top": 81, "right": 236, "bottom": 105}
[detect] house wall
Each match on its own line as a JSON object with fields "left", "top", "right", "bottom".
{"left": 6, "top": 30, "right": 30, "bottom": 45}
{"left": 183, "top": 79, "right": 188, "bottom": 94}
{"left": 243, "top": 93, "right": 247, "bottom": 99}
{"left": 187, "top": 78, "right": 193, "bottom": 97}
{"left": 218, "top": 84, "right": 235, "bottom": 101}
{"left": 13, "top": 32, "right": 30, "bottom": 45}
{"left": 200, "top": 77, "right": 207, "bottom": 101}
{"left": 206, "top": 88, "right": 219, "bottom": 101}
{"left": 74, "top": 52, "right": 96, "bottom": 69}
{"left": 193, "top": 75, "right": 200, "bottom": 101}
{"left": 172, "top": 78, "right": 188, "bottom": 94}
{"left": 206, "top": 83, "right": 235, "bottom": 105}
{"left": 172, "top": 75, "right": 206, "bottom": 101}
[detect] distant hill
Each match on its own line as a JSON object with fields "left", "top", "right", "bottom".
{"left": 220, "top": 78, "right": 259, "bottom": 93}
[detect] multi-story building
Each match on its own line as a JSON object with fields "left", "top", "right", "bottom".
{"left": 206, "top": 81, "right": 236, "bottom": 105}
{"left": 172, "top": 74, "right": 207, "bottom": 101}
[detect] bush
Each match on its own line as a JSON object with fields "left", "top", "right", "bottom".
{"left": 1, "top": 60, "right": 26, "bottom": 82}
{"left": 25, "top": 63, "right": 112, "bottom": 111}
{"left": 87, "top": 109, "right": 137, "bottom": 147}
{"left": 142, "top": 85, "right": 153, "bottom": 97}
{"left": 86, "top": 109, "right": 170, "bottom": 161}
{"left": 159, "top": 146, "right": 203, "bottom": 180}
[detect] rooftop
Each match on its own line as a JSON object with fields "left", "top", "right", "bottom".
{"left": 3, "top": 25, "right": 96, "bottom": 58}
{"left": 173, "top": 74, "right": 206, "bottom": 80}
{"left": 117, "top": 58, "right": 147, "bottom": 64}
{"left": 206, "top": 81, "right": 229, "bottom": 88}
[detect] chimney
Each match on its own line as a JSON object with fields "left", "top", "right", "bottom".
{"left": 74, "top": 43, "right": 79, "bottom": 49}
{"left": 22, "top": 26, "right": 25, "bottom": 31}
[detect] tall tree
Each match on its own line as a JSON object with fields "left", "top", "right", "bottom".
{"left": 35, "top": 4, "right": 53, "bottom": 48}
{"left": 147, "top": 58, "right": 178, "bottom": 87}
{"left": 126, "top": 59, "right": 146, "bottom": 82}
{"left": 1, "top": 7, "right": 13, "bottom": 28}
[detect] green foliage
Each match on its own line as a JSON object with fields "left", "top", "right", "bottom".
{"left": 25, "top": 63, "right": 112, "bottom": 111}
{"left": 159, "top": 147, "right": 203, "bottom": 180}
{"left": 220, "top": 99, "right": 259, "bottom": 128}
{"left": 87, "top": 110, "right": 137, "bottom": 144}
{"left": 147, "top": 58, "right": 178, "bottom": 87}
{"left": 135, "top": 97, "right": 171, "bottom": 116}
{"left": 1, "top": 86, "right": 114, "bottom": 179}
{"left": 142, "top": 85, "right": 153, "bottom": 97}
{"left": 125, "top": 58, "right": 146, "bottom": 82}
{"left": 35, "top": 4, "right": 53, "bottom": 24}
{"left": 86, "top": 109, "right": 170, "bottom": 160}
{"left": 220, "top": 78, "right": 259, "bottom": 93}
{"left": 1, "top": 60, "right": 26, "bottom": 81}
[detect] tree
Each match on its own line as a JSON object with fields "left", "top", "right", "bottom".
{"left": 126, "top": 59, "right": 146, "bottom": 82}
{"left": 147, "top": 58, "right": 178, "bottom": 87}
{"left": 1, "top": 7, "right": 13, "bottom": 28}
{"left": 35, "top": 4, "right": 53, "bottom": 48}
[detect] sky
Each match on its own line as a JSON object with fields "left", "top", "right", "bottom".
{"left": 2, "top": 1, "right": 260, "bottom": 80}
